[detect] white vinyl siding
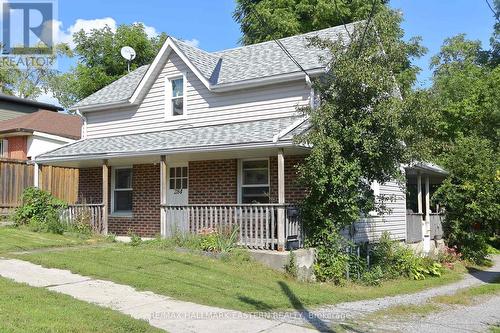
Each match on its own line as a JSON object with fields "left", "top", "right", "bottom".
{"left": 85, "top": 52, "right": 310, "bottom": 138}
{"left": 349, "top": 180, "right": 408, "bottom": 243}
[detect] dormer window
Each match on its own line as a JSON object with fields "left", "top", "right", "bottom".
{"left": 166, "top": 74, "right": 187, "bottom": 118}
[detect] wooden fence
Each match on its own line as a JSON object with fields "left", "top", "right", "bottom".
{"left": 38, "top": 165, "right": 79, "bottom": 204}
{"left": 0, "top": 159, "right": 79, "bottom": 216}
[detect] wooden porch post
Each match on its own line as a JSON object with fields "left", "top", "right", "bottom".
{"left": 417, "top": 173, "right": 422, "bottom": 214}
{"left": 102, "top": 160, "right": 109, "bottom": 235}
{"left": 425, "top": 176, "right": 431, "bottom": 222}
{"left": 277, "top": 148, "right": 286, "bottom": 251}
{"left": 160, "top": 155, "right": 168, "bottom": 238}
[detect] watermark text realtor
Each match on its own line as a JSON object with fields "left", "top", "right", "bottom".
{"left": 1, "top": 0, "right": 57, "bottom": 67}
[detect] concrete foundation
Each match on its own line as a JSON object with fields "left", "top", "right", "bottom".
{"left": 248, "top": 248, "right": 316, "bottom": 281}
{"left": 407, "top": 239, "right": 446, "bottom": 257}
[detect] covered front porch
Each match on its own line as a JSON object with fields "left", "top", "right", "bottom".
{"left": 34, "top": 117, "right": 311, "bottom": 251}
{"left": 42, "top": 147, "right": 308, "bottom": 251}
{"left": 405, "top": 163, "right": 447, "bottom": 252}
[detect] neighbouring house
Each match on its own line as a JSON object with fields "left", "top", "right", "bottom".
{"left": 0, "top": 93, "right": 63, "bottom": 122}
{"left": 34, "top": 22, "right": 444, "bottom": 252}
{"left": 0, "top": 110, "right": 82, "bottom": 160}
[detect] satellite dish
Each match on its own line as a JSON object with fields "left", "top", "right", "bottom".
{"left": 120, "top": 46, "right": 136, "bottom": 72}
{"left": 120, "top": 46, "right": 136, "bottom": 61}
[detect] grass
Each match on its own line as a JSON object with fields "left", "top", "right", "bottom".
{"left": 0, "top": 276, "right": 162, "bottom": 333}
{"left": 0, "top": 226, "right": 101, "bottom": 254}
{"left": 490, "top": 324, "right": 500, "bottom": 333}
{"left": 12, "top": 243, "right": 466, "bottom": 312}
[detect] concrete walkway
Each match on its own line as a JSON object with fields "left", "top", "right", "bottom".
{"left": 0, "top": 258, "right": 317, "bottom": 333}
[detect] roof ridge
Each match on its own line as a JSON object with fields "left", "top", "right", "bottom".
{"left": 212, "top": 21, "right": 358, "bottom": 55}
{"left": 170, "top": 37, "right": 220, "bottom": 58}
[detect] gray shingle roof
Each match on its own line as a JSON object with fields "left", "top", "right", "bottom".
{"left": 73, "top": 65, "right": 149, "bottom": 109}
{"left": 37, "top": 117, "right": 302, "bottom": 160}
{"left": 72, "top": 22, "right": 356, "bottom": 109}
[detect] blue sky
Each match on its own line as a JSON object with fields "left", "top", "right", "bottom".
{"left": 6, "top": 0, "right": 497, "bottom": 102}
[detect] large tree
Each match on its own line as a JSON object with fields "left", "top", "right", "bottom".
{"left": 424, "top": 13, "right": 500, "bottom": 262}
{"left": 233, "top": 0, "right": 388, "bottom": 45}
{"left": 50, "top": 23, "right": 167, "bottom": 108}
{"left": 0, "top": 44, "right": 70, "bottom": 99}
{"left": 298, "top": 8, "right": 425, "bottom": 281}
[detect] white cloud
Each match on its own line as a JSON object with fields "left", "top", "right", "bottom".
{"left": 183, "top": 38, "right": 200, "bottom": 48}
{"left": 133, "top": 21, "right": 159, "bottom": 39}
{"left": 55, "top": 17, "right": 117, "bottom": 48}
{"left": 54, "top": 18, "right": 162, "bottom": 48}
{"left": 36, "top": 90, "right": 61, "bottom": 107}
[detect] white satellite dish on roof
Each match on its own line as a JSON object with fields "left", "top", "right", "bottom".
{"left": 120, "top": 46, "right": 136, "bottom": 72}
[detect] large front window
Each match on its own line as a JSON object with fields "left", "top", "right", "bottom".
{"left": 240, "top": 159, "right": 270, "bottom": 203}
{"left": 112, "top": 168, "right": 133, "bottom": 213}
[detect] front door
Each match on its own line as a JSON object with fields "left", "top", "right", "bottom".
{"left": 166, "top": 163, "right": 189, "bottom": 233}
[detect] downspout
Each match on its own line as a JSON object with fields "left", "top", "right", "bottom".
{"left": 76, "top": 109, "right": 87, "bottom": 139}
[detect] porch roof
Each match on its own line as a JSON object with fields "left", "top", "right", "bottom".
{"left": 35, "top": 117, "right": 309, "bottom": 163}
{"left": 405, "top": 162, "right": 448, "bottom": 176}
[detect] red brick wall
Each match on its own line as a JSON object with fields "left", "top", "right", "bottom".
{"left": 270, "top": 154, "right": 308, "bottom": 204}
{"left": 78, "top": 164, "right": 160, "bottom": 237}
{"left": 188, "top": 159, "right": 238, "bottom": 204}
{"left": 78, "top": 167, "right": 102, "bottom": 204}
{"left": 76, "top": 156, "right": 307, "bottom": 236}
{"left": 6, "top": 136, "right": 27, "bottom": 160}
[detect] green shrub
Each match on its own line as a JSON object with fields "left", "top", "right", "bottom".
{"left": 13, "top": 187, "right": 67, "bottom": 234}
{"left": 128, "top": 232, "right": 142, "bottom": 247}
{"left": 361, "top": 265, "right": 384, "bottom": 286}
{"left": 313, "top": 231, "right": 352, "bottom": 284}
{"left": 284, "top": 251, "right": 298, "bottom": 278}
{"left": 370, "top": 232, "right": 443, "bottom": 281}
{"left": 433, "top": 136, "right": 500, "bottom": 264}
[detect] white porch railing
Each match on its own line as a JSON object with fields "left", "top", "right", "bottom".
{"left": 60, "top": 204, "right": 105, "bottom": 233}
{"left": 161, "top": 204, "right": 303, "bottom": 250}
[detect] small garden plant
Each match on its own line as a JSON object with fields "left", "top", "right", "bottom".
{"left": 314, "top": 232, "right": 445, "bottom": 286}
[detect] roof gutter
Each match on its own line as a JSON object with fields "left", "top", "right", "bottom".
{"left": 209, "top": 68, "right": 325, "bottom": 92}
{"left": 34, "top": 140, "right": 309, "bottom": 164}
{"left": 0, "top": 94, "right": 63, "bottom": 111}
{"left": 69, "top": 100, "right": 132, "bottom": 113}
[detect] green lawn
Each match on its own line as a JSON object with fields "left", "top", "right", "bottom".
{"left": 13, "top": 243, "right": 466, "bottom": 312}
{"left": 0, "top": 227, "right": 94, "bottom": 254}
{"left": 0, "top": 277, "right": 162, "bottom": 333}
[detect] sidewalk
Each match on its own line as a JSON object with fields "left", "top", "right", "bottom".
{"left": 0, "top": 258, "right": 317, "bottom": 333}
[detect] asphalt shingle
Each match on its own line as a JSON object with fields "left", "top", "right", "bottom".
{"left": 72, "top": 22, "right": 356, "bottom": 109}
{"left": 38, "top": 117, "right": 301, "bottom": 160}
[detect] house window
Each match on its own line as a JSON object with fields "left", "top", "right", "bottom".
{"left": 166, "top": 74, "right": 186, "bottom": 118}
{"left": 0, "top": 139, "right": 7, "bottom": 158}
{"left": 169, "top": 167, "right": 188, "bottom": 190}
{"left": 240, "top": 159, "right": 270, "bottom": 204}
{"left": 112, "top": 168, "right": 133, "bottom": 214}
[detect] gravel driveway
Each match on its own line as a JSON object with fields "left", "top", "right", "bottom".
{"left": 274, "top": 255, "right": 500, "bottom": 331}
{"left": 366, "top": 294, "right": 500, "bottom": 333}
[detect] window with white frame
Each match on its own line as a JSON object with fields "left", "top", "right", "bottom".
{"left": 0, "top": 139, "right": 7, "bottom": 158}
{"left": 167, "top": 75, "right": 186, "bottom": 117}
{"left": 240, "top": 159, "right": 270, "bottom": 203}
{"left": 112, "top": 167, "right": 133, "bottom": 213}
